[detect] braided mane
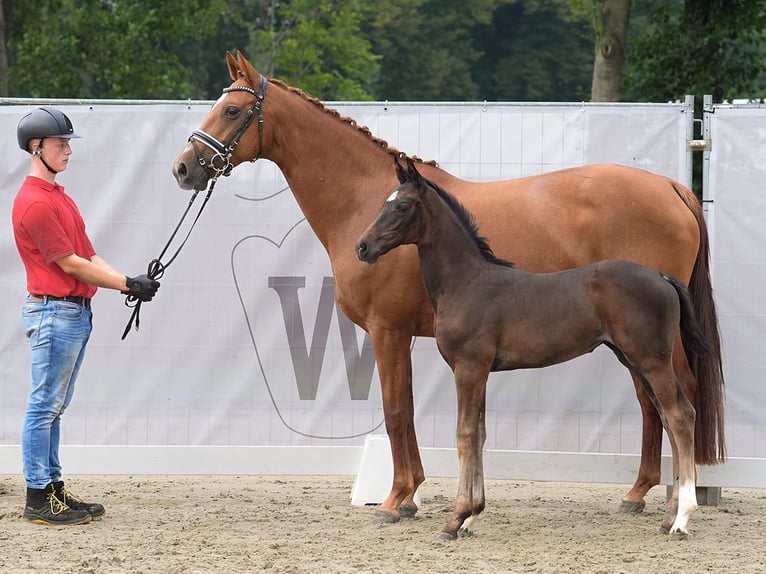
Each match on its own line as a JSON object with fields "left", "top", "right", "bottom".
{"left": 270, "top": 78, "right": 438, "bottom": 167}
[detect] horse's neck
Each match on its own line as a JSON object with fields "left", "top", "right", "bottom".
{"left": 264, "top": 85, "right": 394, "bottom": 247}
{"left": 417, "top": 193, "right": 486, "bottom": 304}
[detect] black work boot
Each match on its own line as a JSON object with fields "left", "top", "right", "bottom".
{"left": 53, "top": 481, "right": 106, "bottom": 519}
{"left": 23, "top": 483, "right": 92, "bottom": 526}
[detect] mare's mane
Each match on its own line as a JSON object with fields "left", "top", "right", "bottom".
{"left": 419, "top": 174, "right": 514, "bottom": 268}
{"left": 269, "top": 77, "right": 438, "bottom": 168}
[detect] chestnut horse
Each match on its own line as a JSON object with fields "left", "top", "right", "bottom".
{"left": 356, "top": 157, "right": 708, "bottom": 540}
{"left": 172, "top": 51, "right": 725, "bottom": 522}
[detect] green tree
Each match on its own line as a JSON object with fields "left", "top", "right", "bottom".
{"left": 8, "top": 0, "right": 225, "bottom": 98}
{"left": 624, "top": 0, "right": 766, "bottom": 102}
{"left": 175, "top": 0, "right": 272, "bottom": 99}
{"left": 366, "top": 0, "right": 501, "bottom": 101}
{"left": 570, "top": 0, "right": 632, "bottom": 101}
{"left": 248, "top": 0, "right": 379, "bottom": 100}
{"left": 476, "top": 1, "right": 593, "bottom": 101}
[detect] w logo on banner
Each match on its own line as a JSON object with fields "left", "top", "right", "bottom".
{"left": 231, "top": 219, "right": 385, "bottom": 439}
{"left": 267, "top": 276, "right": 376, "bottom": 400}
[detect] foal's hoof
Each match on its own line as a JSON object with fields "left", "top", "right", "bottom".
{"left": 439, "top": 531, "right": 457, "bottom": 541}
{"left": 619, "top": 499, "right": 646, "bottom": 514}
{"left": 668, "top": 530, "right": 689, "bottom": 541}
{"left": 373, "top": 508, "right": 400, "bottom": 524}
{"left": 398, "top": 503, "right": 418, "bottom": 518}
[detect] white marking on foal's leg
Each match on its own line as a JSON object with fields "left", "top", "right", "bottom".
{"left": 458, "top": 515, "right": 479, "bottom": 537}
{"left": 669, "top": 478, "right": 698, "bottom": 536}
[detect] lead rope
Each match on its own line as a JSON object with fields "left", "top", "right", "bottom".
{"left": 121, "top": 179, "right": 218, "bottom": 340}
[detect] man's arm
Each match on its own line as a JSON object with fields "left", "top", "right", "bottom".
{"left": 55, "top": 254, "right": 129, "bottom": 291}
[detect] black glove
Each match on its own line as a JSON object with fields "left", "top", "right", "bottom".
{"left": 122, "top": 274, "right": 160, "bottom": 302}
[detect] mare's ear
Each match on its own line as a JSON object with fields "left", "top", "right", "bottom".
{"left": 226, "top": 51, "right": 239, "bottom": 81}
{"left": 235, "top": 50, "right": 262, "bottom": 88}
{"left": 394, "top": 156, "right": 408, "bottom": 184}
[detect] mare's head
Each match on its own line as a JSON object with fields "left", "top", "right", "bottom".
{"left": 173, "top": 51, "right": 269, "bottom": 191}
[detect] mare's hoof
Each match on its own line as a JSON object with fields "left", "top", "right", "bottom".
{"left": 668, "top": 530, "right": 689, "bottom": 541}
{"left": 439, "top": 531, "right": 457, "bottom": 541}
{"left": 658, "top": 525, "right": 670, "bottom": 535}
{"left": 373, "top": 509, "right": 400, "bottom": 524}
{"left": 619, "top": 499, "right": 646, "bottom": 514}
{"left": 398, "top": 503, "right": 418, "bottom": 518}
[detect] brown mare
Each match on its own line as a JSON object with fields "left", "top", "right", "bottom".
{"left": 172, "top": 51, "right": 725, "bottom": 523}
{"left": 356, "top": 157, "right": 709, "bottom": 539}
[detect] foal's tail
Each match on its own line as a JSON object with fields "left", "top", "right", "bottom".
{"left": 663, "top": 273, "right": 711, "bottom": 357}
{"left": 670, "top": 182, "right": 727, "bottom": 465}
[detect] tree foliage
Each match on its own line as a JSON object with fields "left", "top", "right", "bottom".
{"left": 365, "top": 0, "right": 500, "bottom": 101}
{"left": 476, "top": 1, "right": 593, "bottom": 101}
{"left": 249, "top": 0, "right": 379, "bottom": 100}
{"left": 8, "top": 0, "right": 225, "bottom": 98}
{"left": 3, "top": 0, "right": 766, "bottom": 102}
{"left": 624, "top": 0, "right": 766, "bottom": 102}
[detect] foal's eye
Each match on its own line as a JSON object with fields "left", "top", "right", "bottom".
{"left": 396, "top": 202, "right": 409, "bottom": 214}
{"left": 224, "top": 106, "right": 240, "bottom": 119}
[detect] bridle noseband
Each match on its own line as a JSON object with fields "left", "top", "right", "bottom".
{"left": 188, "top": 74, "right": 268, "bottom": 180}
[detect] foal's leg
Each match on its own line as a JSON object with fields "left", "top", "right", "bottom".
{"left": 370, "top": 329, "right": 424, "bottom": 523}
{"left": 643, "top": 368, "right": 697, "bottom": 539}
{"left": 621, "top": 334, "right": 697, "bottom": 515}
{"left": 442, "top": 365, "right": 488, "bottom": 540}
{"left": 458, "top": 390, "right": 487, "bottom": 537}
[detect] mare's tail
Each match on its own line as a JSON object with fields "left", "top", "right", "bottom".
{"left": 670, "top": 182, "right": 726, "bottom": 464}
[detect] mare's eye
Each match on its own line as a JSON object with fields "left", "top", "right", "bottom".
{"left": 396, "top": 202, "right": 409, "bottom": 214}
{"left": 225, "top": 106, "right": 240, "bottom": 119}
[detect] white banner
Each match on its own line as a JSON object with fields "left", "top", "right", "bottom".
{"left": 707, "top": 104, "right": 766, "bottom": 460}
{"left": 0, "top": 100, "right": 691, "bottom": 458}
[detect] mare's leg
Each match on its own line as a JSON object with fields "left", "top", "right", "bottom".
{"left": 370, "top": 328, "right": 424, "bottom": 523}
{"left": 442, "top": 365, "right": 488, "bottom": 540}
{"left": 621, "top": 372, "right": 663, "bottom": 514}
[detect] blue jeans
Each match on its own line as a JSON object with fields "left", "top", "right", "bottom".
{"left": 21, "top": 297, "right": 92, "bottom": 489}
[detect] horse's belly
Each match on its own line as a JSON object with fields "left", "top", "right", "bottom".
{"left": 492, "top": 338, "right": 601, "bottom": 371}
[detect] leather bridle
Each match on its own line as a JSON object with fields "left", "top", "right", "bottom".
{"left": 121, "top": 75, "right": 269, "bottom": 340}
{"left": 188, "top": 75, "right": 268, "bottom": 180}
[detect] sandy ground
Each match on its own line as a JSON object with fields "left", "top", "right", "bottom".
{"left": 0, "top": 474, "right": 764, "bottom": 574}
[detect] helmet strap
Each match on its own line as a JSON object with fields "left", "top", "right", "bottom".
{"left": 36, "top": 138, "right": 58, "bottom": 175}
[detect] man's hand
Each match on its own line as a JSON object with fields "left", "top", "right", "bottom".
{"left": 122, "top": 275, "right": 160, "bottom": 302}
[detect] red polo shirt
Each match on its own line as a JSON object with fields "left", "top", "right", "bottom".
{"left": 12, "top": 176, "right": 97, "bottom": 298}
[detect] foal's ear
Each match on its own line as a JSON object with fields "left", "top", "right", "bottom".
{"left": 394, "top": 156, "right": 408, "bottom": 184}
{"left": 405, "top": 156, "right": 422, "bottom": 186}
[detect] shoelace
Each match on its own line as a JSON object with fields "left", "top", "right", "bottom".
{"left": 61, "top": 486, "right": 83, "bottom": 505}
{"left": 47, "top": 492, "right": 71, "bottom": 515}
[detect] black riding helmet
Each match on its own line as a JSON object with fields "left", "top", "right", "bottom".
{"left": 17, "top": 106, "right": 81, "bottom": 152}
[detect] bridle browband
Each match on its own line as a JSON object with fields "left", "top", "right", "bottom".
{"left": 188, "top": 74, "right": 269, "bottom": 180}
{"left": 121, "top": 75, "right": 269, "bottom": 340}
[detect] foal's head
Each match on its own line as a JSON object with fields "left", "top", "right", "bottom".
{"left": 356, "top": 157, "right": 512, "bottom": 267}
{"left": 355, "top": 157, "right": 426, "bottom": 264}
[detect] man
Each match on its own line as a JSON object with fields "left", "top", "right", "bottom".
{"left": 12, "top": 106, "right": 160, "bottom": 525}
